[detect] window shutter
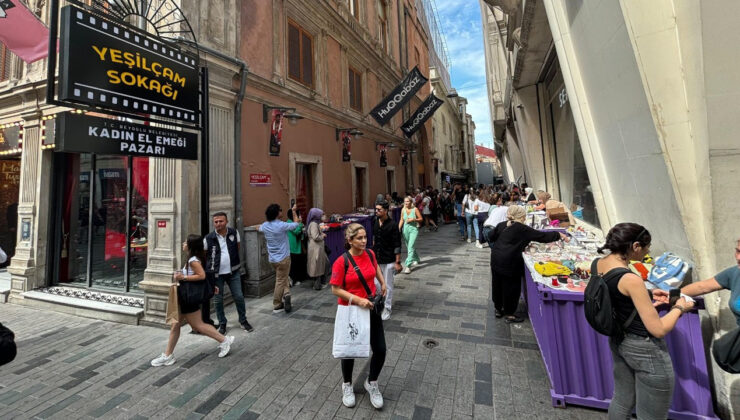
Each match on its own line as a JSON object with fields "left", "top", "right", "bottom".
{"left": 348, "top": 70, "right": 355, "bottom": 108}
{"left": 288, "top": 24, "right": 300, "bottom": 81}
{"left": 301, "top": 32, "right": 313, "bottom": 86}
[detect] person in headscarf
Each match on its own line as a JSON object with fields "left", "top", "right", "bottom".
{"left": 488, "top": 206, "right": 568, "bottom": 323}
{"left": 306, "top": 208, "right": 329, "bottom": 290}
{"left": 524, "top": 187, "right": 537, "bottom": 203}
{"left": 375, "top": 194, "right": 385, "bottom": 205}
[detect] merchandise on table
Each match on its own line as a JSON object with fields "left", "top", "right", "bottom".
{"left": 524, "top": 240, "right": 599, "bottom": 293}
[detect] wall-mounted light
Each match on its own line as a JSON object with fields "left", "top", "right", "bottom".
{"left": 446, "top": 88, "right": 459, "bottom": 98}
{"left": 262, "top": 104, "right": 304, "bottom": 125}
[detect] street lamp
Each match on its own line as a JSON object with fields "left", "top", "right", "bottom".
{"left": 262, "top": 104, "right": 304, "bottom": 125}
{"left": 446, "top": 88, "right": 458, "bottom": 98}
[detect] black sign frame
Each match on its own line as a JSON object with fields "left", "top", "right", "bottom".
{"left": 56, "top": 113, "right": 199, "bottom": 160}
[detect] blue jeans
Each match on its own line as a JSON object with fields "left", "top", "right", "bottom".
{"left": 608, "top": 335, "right": 674, "bottom": 420}
{"left": 456, "top": 203, "right": 465, "bottom": 237}
{"left": 465, "top": 213, "right": 479, "bottom": 241}
{"left": 214, "top": 271, "right": 247, "bottom": 325}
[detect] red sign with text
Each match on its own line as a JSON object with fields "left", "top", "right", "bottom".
{"left": 249, "top": 173, "right": 271, "bottom": 187}
{"left": 157, "top": 220, "right": 166, "bottom": 228}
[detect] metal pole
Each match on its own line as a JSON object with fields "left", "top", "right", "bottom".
{"left": 46, "top": 0, "right": 59, "bottom": 104}
{"left": 200, "top": 67, "right": 210, "bottom": 235}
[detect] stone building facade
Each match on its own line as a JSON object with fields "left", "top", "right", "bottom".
{"left": 238, "top": 0, "right": 437, "bottom": 226}
{"left": 1, "top": 0, "right": 243, "bottom": 326}
{"left": 481, "top": 0, "right": 740, "bottom": 416}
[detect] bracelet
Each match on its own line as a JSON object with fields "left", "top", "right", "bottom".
{"left": 672, "top": 304, "right": 685, "bottom": 314}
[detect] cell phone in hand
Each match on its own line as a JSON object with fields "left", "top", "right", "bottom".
{"left": 669, "top": 288, "right": 680, "bottom": 306}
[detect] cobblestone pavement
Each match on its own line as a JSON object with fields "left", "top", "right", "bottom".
{"left": 0, "top": 223, "right": 606, "bottom": 419}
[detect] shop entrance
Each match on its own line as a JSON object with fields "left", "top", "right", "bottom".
{"left": 0, "top": 158, "right": 20, "bottom": 268}
{"left": 52, "top": 153, "right": 149, "bottom": 292}
{"left": 386, "top": 169, "right": 395, "bottom": 195}
{"left": 354, "top": 166, "right": 366, "bottom": 209}
{"left": 295, "top": 163, "right": 315, "bottom": 218}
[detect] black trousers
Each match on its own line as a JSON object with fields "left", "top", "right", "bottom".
{"left": 491, "top": 271, "right": 522, "bottom": 316}
{"left": 200, "top": 300, "right": 215, "bottom": 326}
{"left": 341, "top": 310, "right": 386, "bottom": 383}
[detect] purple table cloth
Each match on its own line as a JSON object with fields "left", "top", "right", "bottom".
{"left": 325, "top": 214, "right": 375, "bottom": 265}
{"left": 524, "top": 268, "right": 718, "bottom": 419}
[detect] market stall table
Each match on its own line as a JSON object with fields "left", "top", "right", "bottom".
{"left": 323, "top": 214, "right": 375, "bottom": 265}
{"left": 523, "top": 256, "right": 717, "bottom": 419}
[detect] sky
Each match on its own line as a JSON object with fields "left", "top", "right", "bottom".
{"left": 433, "top": 0, "right": 492, "bottom": 148}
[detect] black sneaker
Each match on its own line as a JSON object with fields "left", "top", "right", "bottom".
{"left": 218, "top": 324, "right": 227, "bottom": 335}
{"left": 283, "top": 294, "right": 292, "bottom": 313}
{"left": 241, "top": 320, "right": 254, "bottom": 332}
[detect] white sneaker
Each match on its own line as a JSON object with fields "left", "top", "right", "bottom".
{"left": 475, "top": 241, "right": 483, "bottom": 248}
{"left": 364, "top": 380, "right": 384, "bottom": 409}
{"left": 467, "top": 238, "right": 472, "bottom": 243}
{"left": 403, "top": 267, "right": 411, "bottom": 274}
{"left": 218, "top": 335, "right": 234, "bottom": 358}
{"left": 410, "top": 261, "right": 419, "bottom": 267}
{"left": 150, "top": 353, "right": 175, "bottom": 367}
{"left": 342, "top": 382, "right": 356, "bottom": 408}
{"left": 381, "top": 308, "right": 391, "bottom": 321}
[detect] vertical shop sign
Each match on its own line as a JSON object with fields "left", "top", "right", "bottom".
{"left": 269, "top": 110, "right": 283, "bottom": 156}
{"left": 379, "top": 144, "right": 387, "bottom": 167}
{"left": 340, "top": 130, "right": 352, "bottom": 162}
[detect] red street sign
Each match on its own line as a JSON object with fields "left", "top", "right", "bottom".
{"left": 249, "top": 173, "right": 271, "bottom": 186}
{"left": 157, "top": 220, "right": 166, "bottom": 228}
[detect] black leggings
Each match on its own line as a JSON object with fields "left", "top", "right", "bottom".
{"left": 341, "top": 310, "right": 386, "bottom": 383}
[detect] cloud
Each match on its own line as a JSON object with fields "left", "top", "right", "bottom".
{"left": 433, "top": 0, "right": 493, "bottom": 148}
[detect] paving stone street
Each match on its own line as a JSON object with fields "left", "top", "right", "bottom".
{"left": 0, "top": 224, "right": 606, "bottom": 419}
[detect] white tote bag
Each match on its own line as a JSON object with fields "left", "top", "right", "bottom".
{"left": 332, "top": 296, "right": 371, "bottom": 359}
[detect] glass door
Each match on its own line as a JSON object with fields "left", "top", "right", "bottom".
{"left": 55, "top": 153, "right": 149, "bottom": 293}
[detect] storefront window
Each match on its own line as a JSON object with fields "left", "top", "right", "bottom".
{"left": 57, "top": 154, "right": 149, "bottom": 292}
{"left": 0, "top": 158, "right": 20, "bottom": 268}
{"left": 546, "top": 63, "right": 600, "bottom": 227}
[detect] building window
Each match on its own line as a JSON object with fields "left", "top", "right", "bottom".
{"left": 348, "top": 66, "right": 363, "bottom": 111}
{"left": 414, "top": 47, "right": 420, "bottom": 68}
{"left": 288, "top": 20, "right": 314, "bottom": 88}
{"left": 348, "top": 0, "right": 359, "bottom": 20}
{"left": 377, "top": 0, "right": 388, "bottom": 52}
{"left": 0, "top": 43, "right": 14, "bottom": 82}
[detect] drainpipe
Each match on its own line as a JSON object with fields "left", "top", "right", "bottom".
{"left": 177, "top": 38, "right": 249, "bottom": 237}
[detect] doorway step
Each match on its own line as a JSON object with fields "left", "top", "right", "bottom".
{"left": 16, "top": 286, "right": 144, "bottom": 325}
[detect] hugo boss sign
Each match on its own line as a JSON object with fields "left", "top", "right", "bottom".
{"left": 369, "top": 66, "right": 427, "bottom": 126}
{"left": 56, "top": 112, "right": 198, "bottom": 160}
{"left": 58, "top": 5, "right": 199, "bottom": 125}
{"left": 401, "top": 94, "right": 443, "bottom": 137}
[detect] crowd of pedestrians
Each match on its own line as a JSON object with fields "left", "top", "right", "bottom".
{"left": 146, "top": 182, "right": 740, "bottom": 417}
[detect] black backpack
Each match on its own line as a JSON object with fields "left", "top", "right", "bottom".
{"left": 584, "top": 258, "right": 635, "bottom": 338}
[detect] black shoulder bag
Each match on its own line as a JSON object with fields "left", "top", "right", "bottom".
{"left": 343, "top": 251, "right": 385, "bottom": 316}
{"left": 178, "top": 261, "right": 215, "bottom": 306}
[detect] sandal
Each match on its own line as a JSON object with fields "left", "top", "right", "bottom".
{"left": 505, "top": 315, "right": 524, "bottom": 324}
{"left": 494, "top": 309, "right": 503, "bottom": 318}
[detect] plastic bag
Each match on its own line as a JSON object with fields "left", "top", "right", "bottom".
{"left": 332, "top": 297, "right": 370, "bottom": 359}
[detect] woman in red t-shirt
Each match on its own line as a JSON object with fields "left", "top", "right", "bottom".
{"left": 330, "top": 223, "right": 387, "bottom": 410}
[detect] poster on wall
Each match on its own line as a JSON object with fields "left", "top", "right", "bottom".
{"left": 56, "top": 112, "right": 198, "bottom": 159}
{"left": 379, "top": 144, "right": 387, "bottom": 167}
{"left": 57, "top": 5, "right": 199, "bottom": 125}
{"left": 340, "top": 131, "right": 352, "bottom": 162}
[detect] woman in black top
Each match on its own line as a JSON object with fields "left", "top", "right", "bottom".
{"left": 596, "top": 223, "right": 694, "bottom": 420}
{"left": 488, "top": 205, "right": 568, "bottom": 322}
